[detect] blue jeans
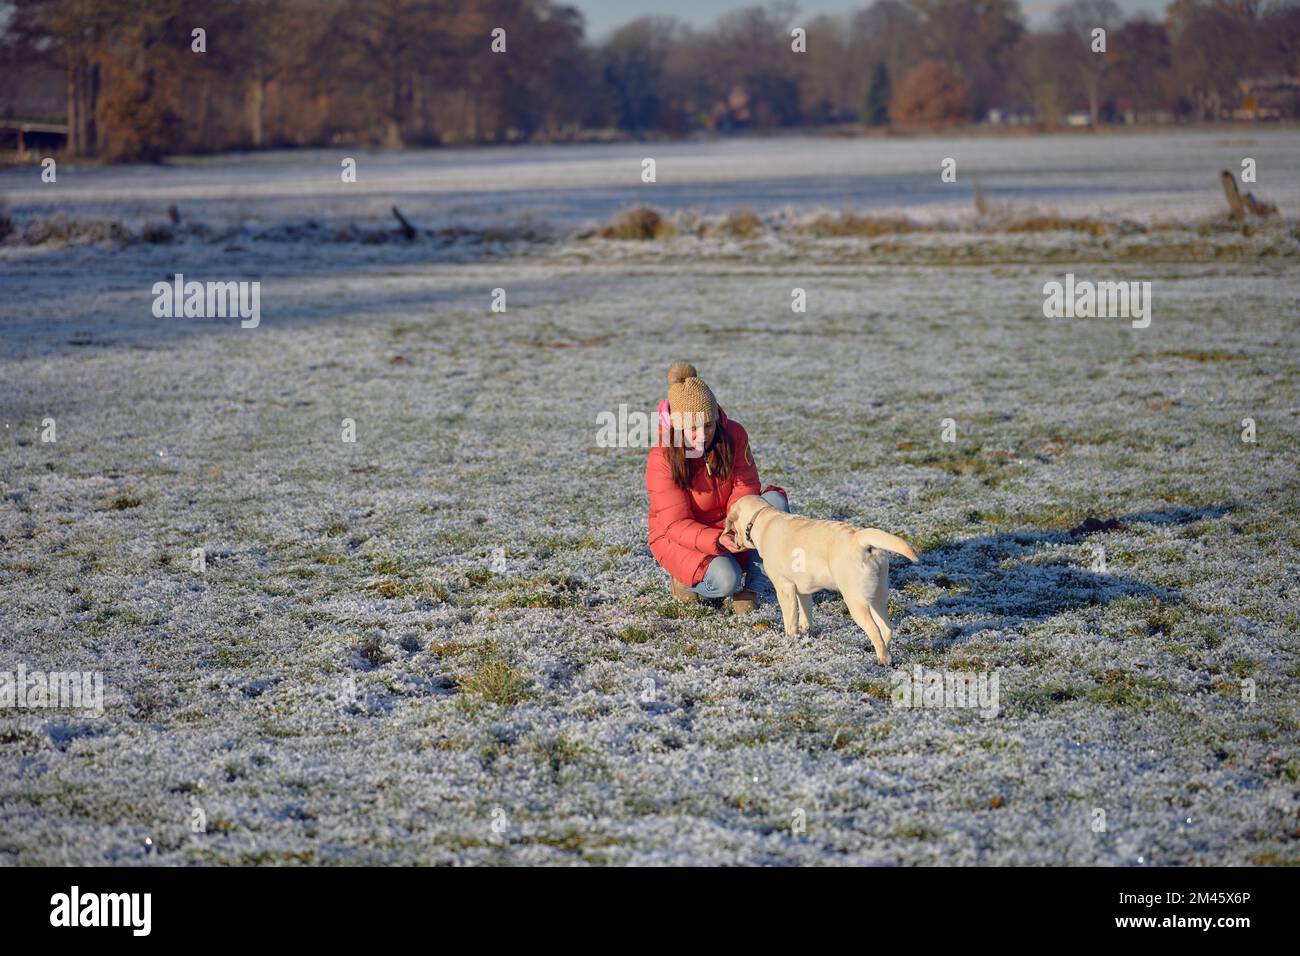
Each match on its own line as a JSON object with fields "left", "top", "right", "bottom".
{"left": 690, "top": 490, "right": 790, "bottom": 598}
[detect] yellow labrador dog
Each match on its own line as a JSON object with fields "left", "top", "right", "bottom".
{"left": 724, "top": 495, "right": 918, "bottom": 665}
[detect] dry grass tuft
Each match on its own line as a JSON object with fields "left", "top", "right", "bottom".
{"left": 597, "top": 205, "right": 677, "bottom": 240}
{"left": 713, "top": 207, "right": 765, "bottom": 238}
{"left": 801, "top": 213, "right": 924, "bottom": 237}
{"left": 1004, "top": 215, "right": 1115, "bottom": 237}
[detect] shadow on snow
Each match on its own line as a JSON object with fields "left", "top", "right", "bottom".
{"left": 896, "top": 505, "right": 1232, "bottom": 629}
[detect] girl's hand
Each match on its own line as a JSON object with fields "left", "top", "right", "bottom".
{"left": 717, "top": 531, "right": 745, "bottom": 553}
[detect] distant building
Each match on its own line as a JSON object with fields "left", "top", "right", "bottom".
{"left": 0, "top": 62, "right": 67, "bottom": 152}
{"left": 1233, "top": 75, "right": 1300, "bottom": 120}
{"left": 1121, "top": 109, "right": 1176, "bottom": 125}
{"left": 0, "top": 62, "right": 64, "bottom": 121}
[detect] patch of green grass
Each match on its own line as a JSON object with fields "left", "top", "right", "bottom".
{"left": 1226, "top": 658, "right": 1260, "bottom": 678}
{"left": 464, "top": 568, "right": 498, "bottom": 586}
{"left": 492, "top": 573, "right": 585, "bottom": 610}
{"left": 425, "top": 639, "right": 463, "bottom": 658}
{"left": 355, "top": 634, "right": 389, "bottom": 667}
{"left": 1154, "top": 488, "right": 1225, "bottom": 507}
{"left": 459, "top": 659, "right": 534, "bottom": 707}
{"left": 1143, "top": 598, "right": 1181, "bottom": 636}
{"left": 532, "top": 532, "right": 604, "bottom": 552}
{"left": 848, "top": 678, "right": 893, "bottom": 701}
{"left": 256, "top": 720, "right": 303, "bottom": 738}
{"left": 1007, "top": 684, "right": 1083, "bottom": 714}
{"left": 498, "top": 590, "right": 578, "bottom": 609}
{"left": 898, "top": 445, "right": 1025, "bottom": 487}
{"left": 1010, "top": 643, "right": 1058, "bottom": 666}
{"left": 308, "top": 549, "right": 346, "bottom": 565}
{"left": 652, "top": 600, "right": 712, "bottom": 620}
{"left": 623, "top": 794, "right": 660, "bottom": 815}
{"left": 993, "top": 502, "right": 1092, "bottom": 532}
{"left": 526, "top": 734, "right": 589, "bottom": 775}
{"left": 908, "top": 529, "right": 948, "bottom": 554}
{"left": 368, "top": 578, "right": 449, "bottom": 602}
{"left": 615, "top": 626, "right": 656, "bottom": 644}
{"left": 1085, "top": 668, "right": 1175, "bottom": 709}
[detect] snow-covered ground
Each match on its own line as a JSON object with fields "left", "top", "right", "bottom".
{"left": 4, "top": 128, "right": 1300, "bottom": 230}
{"left": 1, "top": 134, "right": 1299, "bottom": 864}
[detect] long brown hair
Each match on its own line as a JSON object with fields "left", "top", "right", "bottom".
{"left": 667, "top": 421, "right": 734, "bottom": 490}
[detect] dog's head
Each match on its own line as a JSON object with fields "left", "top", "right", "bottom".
{"left": 724, "top": 495, "right": 769, "bottom": 550}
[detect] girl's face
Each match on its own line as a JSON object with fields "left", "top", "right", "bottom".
{"left": 682, "top": 418, "right": 716, "bottom": 453}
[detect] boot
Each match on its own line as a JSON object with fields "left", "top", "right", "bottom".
{"left": 670, "top": 576, "right": 700, "bottom": 603}
{"left": 730, "top": 588, "right": 759, "bottom": 614}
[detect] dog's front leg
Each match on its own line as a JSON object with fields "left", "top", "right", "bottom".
{"left": 795, "top": 591, "right": 814, "bottom": 634}
{"left": 774, "top": 580, "right": 799, "bottom": 636}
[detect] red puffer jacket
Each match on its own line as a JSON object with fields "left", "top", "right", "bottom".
{"left": 645, "top": 399, "right": 783, "bottom": 586}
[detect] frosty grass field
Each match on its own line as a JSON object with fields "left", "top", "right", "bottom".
{"left": 1, "top": 130, "right": 1298, "bottom": 865}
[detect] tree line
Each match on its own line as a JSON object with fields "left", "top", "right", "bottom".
{"left": 2, "top": 0, "right": 1298, "bottom": 161}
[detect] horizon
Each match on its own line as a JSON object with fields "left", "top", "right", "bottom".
{"left": 571, "top": 0, "right": 1173, "bottom": 39}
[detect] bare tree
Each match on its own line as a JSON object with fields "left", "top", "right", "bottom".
{"left": 1167, "top": 0, "right": 1265, "bottom": 121}
{"left": 1052, "top": 0, "right": 1123, "bottom": 125}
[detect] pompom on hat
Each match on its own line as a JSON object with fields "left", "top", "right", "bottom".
{"left": 666, "top": 361, "right": 718, "bottom": 430}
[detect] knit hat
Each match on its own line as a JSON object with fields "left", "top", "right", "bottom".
{"left": 666, "top": 361, "right": 718, "bottom": 430}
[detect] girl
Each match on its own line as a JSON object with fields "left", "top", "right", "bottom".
{"left": 645, "top": 361, "right": 788, "bottom": 611}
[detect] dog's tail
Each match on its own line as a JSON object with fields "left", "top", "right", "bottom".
{"left": 857, "top": 528, "right": 918, "bottom": 563}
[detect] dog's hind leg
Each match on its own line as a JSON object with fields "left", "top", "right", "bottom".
{"left": 862, "top": 552, "right": 895, "bottom": 649}
{"left": 868, "top": 569, "right": 894, "bottom": 648}
{"left": 869, "top": 602, "right": 892, "bottom": 649}
{"left": 847, "top": 599, "right": 890, "bottom": 666}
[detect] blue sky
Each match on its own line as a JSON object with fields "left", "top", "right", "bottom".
{"left": 570, "top": 0, "right": 1171, "bottom": 39}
